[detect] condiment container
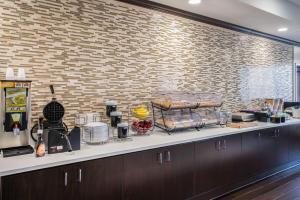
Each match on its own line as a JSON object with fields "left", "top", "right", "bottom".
{"left": 106, "top": 101, "right": 118, "bottom": 117}
{"left": 117, "top": 123, "right": 129, "bottom": 138}
{"left": 271, "top": 116, "right": 281, "bottom": 123}
{"left": 110, "top": 112, "right": 122, "bottom": 128}
{"left": 36, "top": 133, "right": 46, "bottom": 157}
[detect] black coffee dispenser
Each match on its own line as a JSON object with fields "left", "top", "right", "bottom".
{"left": 31, "top": 85, "right": 80, "bottom": 154}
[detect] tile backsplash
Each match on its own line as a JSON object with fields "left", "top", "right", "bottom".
{"left": 0, "top": 0, "right": 294, "bottom": 126}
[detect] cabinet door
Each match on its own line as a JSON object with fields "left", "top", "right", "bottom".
{"left": 289, "top": 125, "right": 300, "bottom": 162}
{"left": 241, "top": 130, "right": 264, "bottom": 178}
{"left": 2, "top": 165, "right": 71, "bottom": 200}
{"left": 64, "top": 164, "right": 82, "bottom": 200}
{"left": 273, "top": 126, "right": 289, "bottom": 167}
{"left": 194, "top": 138, "right": 222, "bottom": 195}
{"left": 242, "top": 127, "right": 289, "bottom": 179}
{"left": 163, "top": 143, "right": 195, "bottom": 200}
{"left": 124, "top": 148, "right": 164, "bottom": 200}
{"left": 0, "top": 177, "right": 2, "bottom": 200}
{"left": 78, "top": 156, "right": 123, "bottom": 200}
{"left": 221, "top": 134, "right": 242, "bottom": 185}
{"left": 261, "top": 128, "right": 278, "bottom": 171}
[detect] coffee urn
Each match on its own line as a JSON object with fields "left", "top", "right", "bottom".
{"left": 0, "top": 80, "right": 34, "bottom": 157}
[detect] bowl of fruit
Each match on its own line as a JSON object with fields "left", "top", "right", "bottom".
{"left": 131, "top": 120, "right": 153, "bottom": 135}
{"left": 132, "top": 105, "right": 150, "bottom": 120}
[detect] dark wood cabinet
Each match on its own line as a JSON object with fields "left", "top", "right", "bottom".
{"left": 241, "top": 127, "right": 289, "bottom": 179}
{"left": 257, "top": 127, "right": 289, "bottom": 171}
{"left": 242, "top": 129, "right": 275, "bottom": 178}
{"left": 1, "top": 124, "right": 300, "bottom": 200}
{"left": 2, "top": 165, "right": 70, "bottom": 200}
{"left": 123, "top": 143, "right": 195, "bottom": 200}
{"left": 194, "top": 134, "right": 242, "bottom": 196}
{"left": 1, "top": 156, "right": 124, "bottom": 200}
{"left": 220, "top": 133, "right": 243, "bottom": 185}
{"left": 64, "top": 164, "right": 83, "bottom": 200}
{"left": 241, "top": 130, "right": 263, "bottom": 178}
{"left": 78, "top": 156, "right": 123, "bottom": 200}
{"left": 194, "top": 137, "right": 222, "bottom": 195}
{"left": 163, "top": 143, "right": 195, "bottom": 200}
{"left": 0, "top": 177, "right": 2, "bottom": 200}
{"left": 272, "top": 127, "right": 289, "bottom": 167}
{"left": 260, "top": 128, "right": 277, "bottom": 171}
{"left": 123, "top": 148, "right": 164, "bottom": 200}
{"left": 289, "top": 125, "right": 300, "bottom": 162}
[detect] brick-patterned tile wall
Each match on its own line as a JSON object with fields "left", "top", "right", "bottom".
{"left": 0, "top": 0, "right": 294, "bottom": 126}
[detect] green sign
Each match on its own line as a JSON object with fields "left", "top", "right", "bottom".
{"left": 5, "top": 88, "right": 27, "bottom": 113}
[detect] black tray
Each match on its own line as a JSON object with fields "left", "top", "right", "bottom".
{"left": 1, "top": 145, "right": 34, "bottom": 157}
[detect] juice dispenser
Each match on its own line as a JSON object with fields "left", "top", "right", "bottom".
{"left": 0, "top": 80, "right": 33, "bottom": 157}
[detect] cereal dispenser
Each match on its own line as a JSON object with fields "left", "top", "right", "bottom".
{"left": 0, "top": 80, "right": 33, "bottom": 157}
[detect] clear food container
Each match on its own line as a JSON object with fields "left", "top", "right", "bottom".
{"left": 196, "top": 110, "right": 231, "bottom": 127}
{"left": 151, "top": 91, "right": 198, "bottom": 110}
{"left": 197, "top": 109, "right": 220, "bottom": 126}
{"left": 75, "top": 113, "right": 101, "bottom": 126}
{"left": 219, "top": 111, "right": 232, "bottom": 126}
{"left": 151, "top": 91, "right": 223, "bottom": 110}
{"left": 129, "top": 103, "right": 154, "bottom": 136}
{"left": 195, "top": 93, "right": 223, "bottom": 108}
{"left": 151, "top": 91, "right": 225, "bottom": 133}
{"left": 154, "top": 109, "right": 202, "bottom": 131}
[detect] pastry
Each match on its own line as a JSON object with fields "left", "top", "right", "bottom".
{"left": 156, "top": 118, "right": 199, "bottom": 129}
{"left": 156, "top": 118, "right": 176, "bottom": 129}
{"left": 152, "top": 98, "right": 196, "bottom": 109}
{"left": 197, "top": 100, "right": 222, "bottom": 107}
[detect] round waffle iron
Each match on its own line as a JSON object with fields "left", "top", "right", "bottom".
{"left": 31, "top": 85, "right": 68, "bottom": 142}
{"left": 43, "top": 85, "right": 65, "bottom": 126}
{"left": 43, "top": 99, "right": 64, "bottom": 124}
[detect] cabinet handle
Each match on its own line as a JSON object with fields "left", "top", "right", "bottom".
{"left": 215, "top": 140, "right": 221, "bottom": 151}
{"left": 272, "top": 129, "right": 280, "bottom": 138}
{"left": 64, "top": 172, "right": 68, "bottom": 187}
{"left": 215, "top": 141, "right": 218, "bottom": 151}
{"left": 257, "top": 132, "right": 261, "bottom": 137}
{"left": 78, "top": 168, "right": 82, "bottom": 183}
{"left": 272, "top": 130, "right": 277, "bottom": 138}
{"left": 166, "top": 151, "right": 171, "bottom": 162}
{"left": 158, "top": 152, "right": 163, "bottom": 165}
{"left": 223, "top": 139, "right": 227, "bottom": 150}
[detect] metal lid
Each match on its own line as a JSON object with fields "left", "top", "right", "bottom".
{"left": 105, "top": 100, "right": 118, "bottom": 106}
{"left": 117, "top": 123, "right": 128, "bottom": 128}
{"left": 110, "top": 111, "right": 122, "bottom": 116}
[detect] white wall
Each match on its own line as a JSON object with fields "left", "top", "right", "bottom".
{"left": 295, "top": 47, "right": 300, "bottom": 66}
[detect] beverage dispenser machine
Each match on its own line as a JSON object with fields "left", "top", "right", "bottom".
{"left": 0, "top": 80, "right": 34, "bottom": 157}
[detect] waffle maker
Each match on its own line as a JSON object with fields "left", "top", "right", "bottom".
{"left": 31, "top": 85, "right": 80, "bottom": 154}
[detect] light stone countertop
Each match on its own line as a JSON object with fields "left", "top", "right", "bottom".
{"left": 1, "top": 119, "right": 300, "bottom": 177}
